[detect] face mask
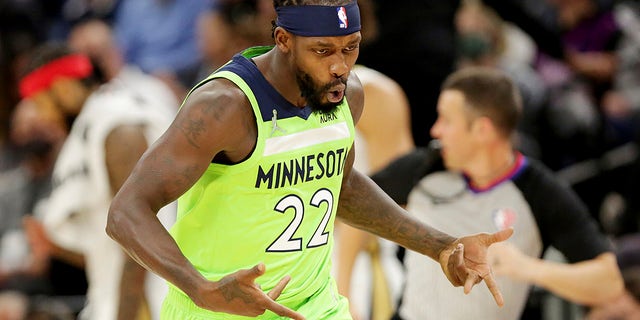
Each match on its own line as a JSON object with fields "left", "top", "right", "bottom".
{"left": 456, "top": 33, "right": 492, "bottom": 60}
{"left": 19, "top": 139, "right": 54, "bottom": 159}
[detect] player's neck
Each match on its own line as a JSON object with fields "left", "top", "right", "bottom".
{"left": 258, "top": 50, "right": 306, "bottom": 108}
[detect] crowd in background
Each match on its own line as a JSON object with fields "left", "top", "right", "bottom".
{"left": 1, "top": 0, "right": 640, "bottom": 319}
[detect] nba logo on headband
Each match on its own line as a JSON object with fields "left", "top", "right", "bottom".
{"left": 275, "top": 2, "right": 360, "bottom": 37}
{"left": 337, "top": 7, "right": 348, "bottom": 28}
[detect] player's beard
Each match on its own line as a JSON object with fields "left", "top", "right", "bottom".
{"left": 295, "top": 68, "right": 347, "bottom": 114}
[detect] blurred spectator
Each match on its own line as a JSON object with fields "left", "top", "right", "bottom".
{"left": 0, "top": 98, "right": 88, "bottom": 319}
{"left": 592, "top": 1, "right": 640, "bottom": 237}
{"left": 1, "top": 99, "right": 65, "bottom": 238}
{"left": 537, "top": 0, "right": 640, "bottom": 236}
{"left": 55, "top": 0, "right": 121, "bottom": 32}
{"left": 601, "top": 1, "right": 640, "bottom": 144}
{"left": 46, "top": 0, "right": 122, "bottom": 41}
{"left": 454, "top": 0, "right": 548, "bottom": 159}
{"left": 535, "top": 0, "right": 624, "bottom": 169}
{"left": 0, "top": 0, "right": 44, "bottom": 172}
{"left": 113, "top": 0, "right": 210, "bottom": 99}
{"left": 195, "top": 0, "right": 275, "bottom": 80}
{"left": 482, "top": 0, "right": 565, "bottom": 60}
{"left": 67, "top": 18, "right": 179, "bottom": 115}
{"left": 18, "top": 42, "right": 175, "bottom": 320}
{"left": 356, "top": 0, "right": 563, "bottom": 148}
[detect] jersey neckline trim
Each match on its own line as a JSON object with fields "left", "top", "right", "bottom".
{"left": 466, "top": 152, "right": 527, "bottom": 193}
{"left": 232, "top": 47, "right": 314, "bottom": 121}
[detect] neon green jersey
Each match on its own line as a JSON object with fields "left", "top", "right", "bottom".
{"left": 168, "top": 46, "right": 355, "bottom": 317}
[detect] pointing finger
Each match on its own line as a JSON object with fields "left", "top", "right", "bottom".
{"left": 463, "top": 273, "right": 479, "bottom": 294}
{"left": 265, "top": 299, "right": 306, "bottom": 320}
{"left": 483, "top": 272, "right": 505, "bottom": 307}
{"left": 268, "top": 275, "right": 291, "bottom": 300}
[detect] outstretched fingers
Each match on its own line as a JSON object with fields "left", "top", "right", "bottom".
{"left": 225, "top": 263, "right": 305, "bottom": 319}
{"left": 266, "top": 274, "right": 305, "bottom": 319}
{"left": 463, "top": 273, "right": 480, "bottom": 294}
{"left": 476, "top": 228, "right": 511, "bottom": 305}
{"left": 267, "top": 275, "right": 291, "bottom": 300}
{"left": 241, "top": 262, "right": 266, "bottom": 281}
{"left": 482, "top": 272, "right": 505, "bottom": 307}
{"left": 264, "top": 296, "right": 306, "bottom": 320}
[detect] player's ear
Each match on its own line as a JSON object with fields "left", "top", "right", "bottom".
{"left": 274, "top": 27, "right": 293, "bottom": 53}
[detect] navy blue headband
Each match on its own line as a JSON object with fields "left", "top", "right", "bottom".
{"left": 276, "top": 2, "right": 361, "bottom": 37}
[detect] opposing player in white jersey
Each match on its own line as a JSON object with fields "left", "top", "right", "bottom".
{"left": 19, "top": 42, "right": 177, "bottom": 320}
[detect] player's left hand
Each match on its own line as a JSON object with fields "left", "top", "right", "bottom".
{"left": 438, "top": 227, "right": 514, "bottom": 306}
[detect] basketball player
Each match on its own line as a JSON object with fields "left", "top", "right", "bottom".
{"left": 107, "top": 1, "right": 513, "bottom": 318}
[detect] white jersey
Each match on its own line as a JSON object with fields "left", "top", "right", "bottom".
{"left": 36, "top": 78, "right": 175, "bottom": 320}
{"left": 114, "top": 65, "right": 179, "bottom": 116}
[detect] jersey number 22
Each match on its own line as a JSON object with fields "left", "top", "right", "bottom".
{"left": 266, "top": 188, "right": 333, "bottom": 252}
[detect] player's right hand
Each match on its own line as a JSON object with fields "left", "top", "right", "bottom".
{"left": 193, "top": 262, "right": 305, "bottom": 319}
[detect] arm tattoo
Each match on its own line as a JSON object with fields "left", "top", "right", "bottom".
{"left": 161, "top": 156, "right": 202, "bottom": 200}
{"left": 179, "top": 95, "right": 232, "bottom": 148}
{"left": 338, "top": 172, "right": 455, "bottom": 259}
{"left": 179, "top": 118, "right": 206, "bottom": 149}
{"left": 218, "top": 276, "right": 257, "bottom": 304}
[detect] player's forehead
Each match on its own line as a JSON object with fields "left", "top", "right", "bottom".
{"left": 298, "top": 31, "right": 361, "bottom": 47}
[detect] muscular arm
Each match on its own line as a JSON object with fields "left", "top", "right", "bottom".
{"left": 337, "top": 163, "right": 456, "bottom": 260}
{"left": 106, "top": 80, "right": 247, "bottom": 302}
{"left": 105, "top": 124, "right": 151, "bottom": 320}
{"left": 338, "top": 73, "right": 456, "bottom": 261}
{"left": 106, "top": 80, "right": 303, "bottom": 318}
